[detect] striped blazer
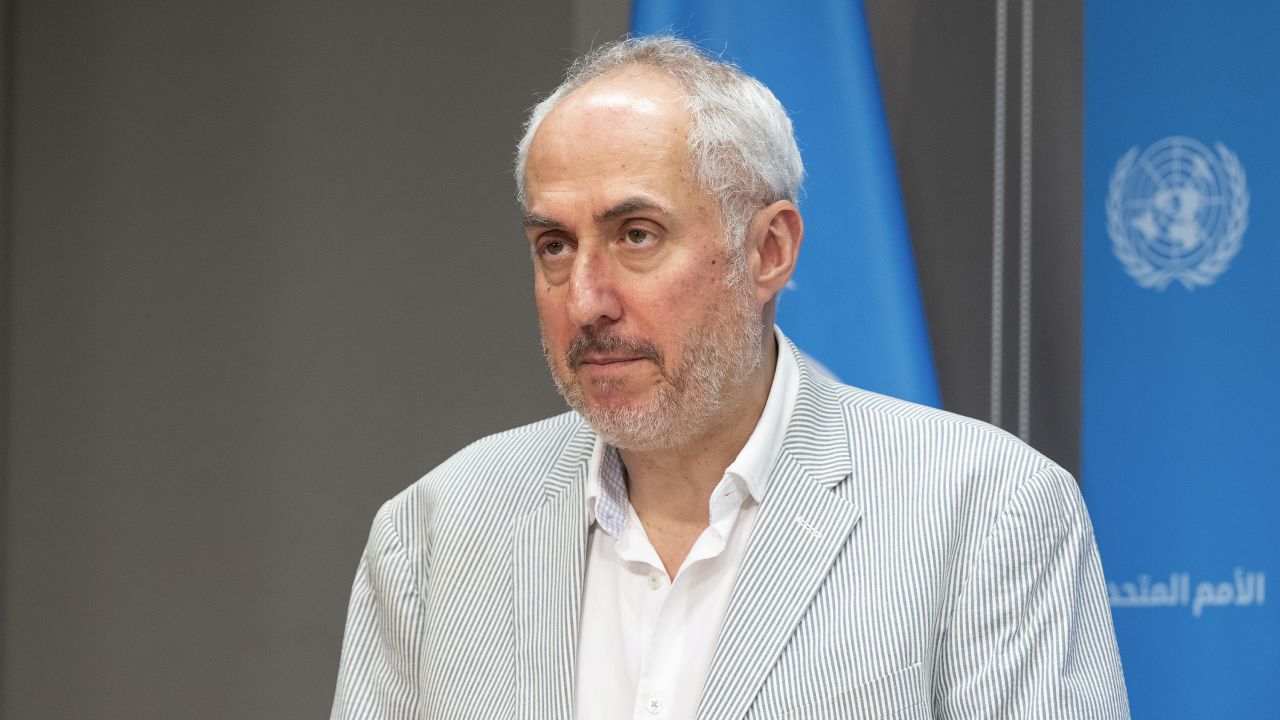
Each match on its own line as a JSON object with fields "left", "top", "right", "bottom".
{"left": 331, "top": 341, "right": 1129, "bottom": 719}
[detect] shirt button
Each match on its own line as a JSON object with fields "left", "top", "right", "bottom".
{"left": 646, "top": 696, "right": 663, "bottom": 714}
{"left": 647, "top": 572, "right": 662, "bottom": 590}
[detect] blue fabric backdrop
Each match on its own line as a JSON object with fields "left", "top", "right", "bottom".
{"left": 1084, "top": 2, "right": 1279, "bottom": 715}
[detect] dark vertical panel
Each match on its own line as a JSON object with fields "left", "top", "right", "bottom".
{"left": 0, "top": 0, "right": 13, "bottom": 713}
{"left": 1026, "top": 0, "right": 1081, "bottom": 475}
{"left": 4, "top": 2, "right": 572, "bottom": 718}
{"left": 863, "top": 2, "right": 999, "bottom": 423}
{"left": 865, "top": 1, "right": 1082, "bottom": 474}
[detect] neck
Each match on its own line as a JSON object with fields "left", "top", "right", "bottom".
{"left": 619, "top": 334, "right": 778, "bottom": 527}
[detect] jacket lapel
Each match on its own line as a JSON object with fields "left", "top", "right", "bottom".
{"left": 696, "top": 346, "right": 862, "bottom": 720}
{"left": 512, "top": 422, "right": 594, "bottom": 720}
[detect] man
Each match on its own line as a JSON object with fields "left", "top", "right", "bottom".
{"left": 332, "top": 37, "right": 1128, "bottom": 719}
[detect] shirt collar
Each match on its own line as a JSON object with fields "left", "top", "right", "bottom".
{"left": 585, "top": 325, "right": 800, "bottom": 538}
{"left": 586, "top": 442, "right": 630, "bottom": 538}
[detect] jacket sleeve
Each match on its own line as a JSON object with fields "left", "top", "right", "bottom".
{"left": 331, "top": 501, "right": 426, "bottom": 720}
{"left": 935, "top": 464, "right": 1130, "bottom": 719}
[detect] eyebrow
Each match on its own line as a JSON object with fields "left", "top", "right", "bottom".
{"left": 521, "top": 211, "right": 563, "bottom": 229}
{"left": 594, "top": 197, "right": 669, "bottom": 224}
{"left": 520, "top": 196, "right": 671, "bottom": 230}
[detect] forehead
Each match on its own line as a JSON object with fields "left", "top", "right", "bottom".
{"left": 524, "top": 70, "right": 696, "bottom": 205}
{"left": 553, "top": 67, "right": 687, "bottom": 121}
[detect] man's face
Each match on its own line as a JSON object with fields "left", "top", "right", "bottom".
{"left": 522, "top": 70, "right": 764, "bottom": 450}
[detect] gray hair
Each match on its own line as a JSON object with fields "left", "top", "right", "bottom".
{"left": 514, "top": 36, "right": 804, "bottom": 258}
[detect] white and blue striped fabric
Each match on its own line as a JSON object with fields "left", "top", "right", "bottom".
{"left": 331, "top": 338, "right": 1128, "bottom": 719}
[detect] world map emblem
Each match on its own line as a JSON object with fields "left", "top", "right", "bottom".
{"left": 1107, "top": 136, "right": 1249, "bottom": 290}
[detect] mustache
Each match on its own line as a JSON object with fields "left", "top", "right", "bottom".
{"left": 566, "top": 328, "right": 663, "bottom": 370}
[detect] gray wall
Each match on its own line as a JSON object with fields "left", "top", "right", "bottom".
{"left": 0, "top": 2, "right": 1079, "bottom": 718}
{"left": 2, "top": 2, "right": 595, "bottom": 718}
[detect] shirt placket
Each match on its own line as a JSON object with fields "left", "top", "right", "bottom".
{"left": 613, "top": 504, "right": 672, "bottom": 718}
{"left": 627, "top": 476, "right": 748, "bottom": 719}
{"left": 634, "top": 564, "right": 674, "bottom": 718}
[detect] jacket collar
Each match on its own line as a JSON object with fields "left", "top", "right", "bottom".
{"left": 773, "top": 336, "right": 855, "bottom": 489}
{"left": 511, "top": 422, "right": 593, "bottom": 719}
{"left": 695, "top": 338, "right": 862, "bottom": 719}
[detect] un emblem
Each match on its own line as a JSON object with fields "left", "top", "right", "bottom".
{"left": 1107, "top": 136, "right": 1249, "bottom": 290}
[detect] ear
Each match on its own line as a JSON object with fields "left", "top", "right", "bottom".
{"left": 747, "top": 200, "right": 803, "bottom": 307}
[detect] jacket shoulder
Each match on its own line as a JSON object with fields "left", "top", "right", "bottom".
{"left": 374, "top": 410, "right": 589, "bottom": 547}
{"left": 831, "top": 375, "right": 1058, "bottom": 475}
{"left": 813, "top": 373, "right": 1072, "bottom": 528}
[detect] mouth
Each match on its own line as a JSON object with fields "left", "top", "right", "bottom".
{"left": 563, "top": 330, "right": 663, "bottom": 374}
{"left": 578, "top": 356, "right": 646, "bottom": 369}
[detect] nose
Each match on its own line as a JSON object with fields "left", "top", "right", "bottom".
{"left": 566, "top": 247, "right": 622, "bottom": 329}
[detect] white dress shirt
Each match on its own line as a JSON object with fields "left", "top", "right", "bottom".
{"left": 574, "top": 328, "right": 799, "bottom": 720}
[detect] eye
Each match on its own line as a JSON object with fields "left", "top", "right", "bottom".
{"left": 533, "top": 236, "right": 575, "bottom": 268}
{"left": 623, "top": 228, "right": 656, "bottom": 246}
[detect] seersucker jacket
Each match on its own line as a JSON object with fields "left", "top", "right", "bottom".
{"left": 331, "top": 339, "right": 1129, "bottom": 719}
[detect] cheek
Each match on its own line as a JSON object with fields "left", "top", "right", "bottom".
{"left": 682, "top": 251, "right": 731, "bottom": 299}
{"left": 643, "top": 259, "right": 728, "bottom": 330}
{"left": 534, "top": 286, "right": 572, "bottom": 343}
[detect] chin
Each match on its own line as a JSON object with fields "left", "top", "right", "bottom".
{"left": 581, "top": 389, "right": 655, "bottom": 419}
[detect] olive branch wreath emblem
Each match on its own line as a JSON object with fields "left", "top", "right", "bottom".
{"left": 1106, "top": 141, "right": 1248, "bottom": 290}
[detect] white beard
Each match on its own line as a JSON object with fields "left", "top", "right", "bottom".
{"left": 543, "top": 273, "right": 764, "bottom": 451}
